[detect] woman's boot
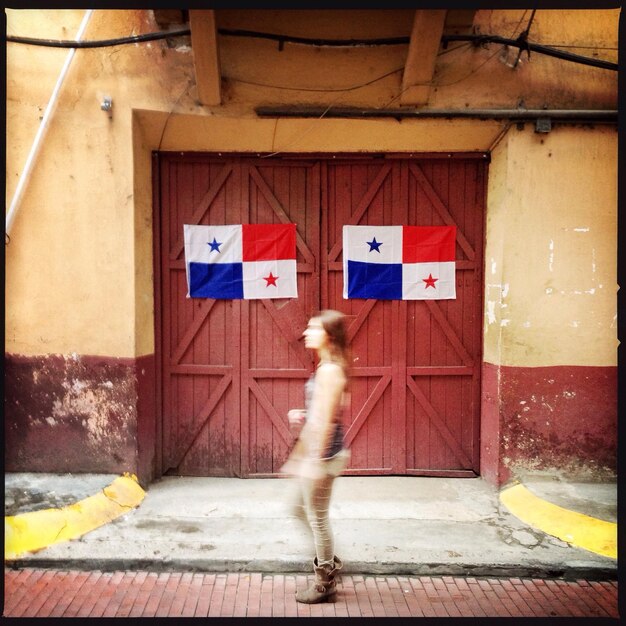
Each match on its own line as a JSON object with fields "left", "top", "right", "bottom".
{"left": 295, "top": 556, "right": 343, "bottom": 604}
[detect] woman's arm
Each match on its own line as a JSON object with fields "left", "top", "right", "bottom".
{"left": 306, "top": 362, "right": 346, "bottom": 459}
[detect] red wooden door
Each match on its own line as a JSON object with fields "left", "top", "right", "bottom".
{"left": 323, "top": 157, "right": 485, "bottom": 476}
{"left": 155, "top": 154, "right": 320, "bottom": 477}
{"left": 155, "top": 153, "right": 485, "bottom": 477}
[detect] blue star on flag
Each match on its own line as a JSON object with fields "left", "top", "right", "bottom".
{"left": 367, "top": 236, "right": 382, "bottom": 253}
{"left": 208, "top": 237, "right": 222, "bottom": 253}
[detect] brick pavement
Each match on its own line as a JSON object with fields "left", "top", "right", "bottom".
{"left": 3, "top": 568, "right": 619, "bottom": 618}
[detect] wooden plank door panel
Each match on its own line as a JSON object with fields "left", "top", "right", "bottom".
{"left": 241, "top": 161, "right": 320, "bottom": 476}
{"left": 323, "top": 160, "right": 399, "bottom": 474}
{"left": 403, "top": 159, "right": 484, "bottom": 475}
{"left": 158, "top": 155, "right": 242, "bottom": 476}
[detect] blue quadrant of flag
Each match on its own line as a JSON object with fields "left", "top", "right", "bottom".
{"left": 346, "top": 261, "right": 403, "bottom": 299}
{"left": 189, "top": 262, "right": 244, "bottom": 299}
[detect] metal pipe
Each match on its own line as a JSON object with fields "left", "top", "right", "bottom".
{"left": 6, "top": 9, "right": 94, "bottom": 236}
{"left": 254, "top": 106, "right": 617, "bottom": 123}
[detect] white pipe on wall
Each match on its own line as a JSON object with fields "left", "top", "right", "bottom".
{"left": 6, "top": 9, "right": 94, "bottom": 236}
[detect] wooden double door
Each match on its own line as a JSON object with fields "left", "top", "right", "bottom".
{"left": 154, "top": 153, "right": 486, "bottom": 477}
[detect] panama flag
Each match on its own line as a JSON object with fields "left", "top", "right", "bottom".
{"left": 184, "top": 223, "right": 297, "bottom": 299}
{"left": 343, "top": 225, "right": 456, "bottom": 300}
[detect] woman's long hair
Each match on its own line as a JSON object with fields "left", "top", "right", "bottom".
{"left": 317, "top": 309, "right": 350, "bottom": 376}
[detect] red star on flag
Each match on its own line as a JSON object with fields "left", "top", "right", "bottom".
{"left": 264, "top": 272, "right": 278, "bottom": 287}
{"left": 422, "top": 273, "right": 438, "bottom": 289}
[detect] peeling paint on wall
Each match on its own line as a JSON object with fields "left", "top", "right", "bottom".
{"left": 485, "top": 282, "right": 510, "bottom": 328}
{"left": 483, "top": 362, "right": 617, "bottom": 483}
{"left": 548, "top": 239, "right": 554, "bottom": 272}
{"left": 5, "top": 353, "right": 139, "bottom": 473}
{"left": 592, "top": 248, "right": 597, "bottom": 273}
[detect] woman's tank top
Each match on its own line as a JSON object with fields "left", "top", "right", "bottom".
{"left": 304, "top": 372, "right": 345, "bottom": 459}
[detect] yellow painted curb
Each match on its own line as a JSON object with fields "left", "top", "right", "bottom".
{"left": 5, "top": 473, "right": 145, "bottom": 560}
{"left": 500, "top": 483, "right": 616, "bottom": 559}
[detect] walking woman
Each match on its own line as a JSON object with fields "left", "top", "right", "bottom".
{"left": 282, "top": 309, "right": 351, "bottom": 604}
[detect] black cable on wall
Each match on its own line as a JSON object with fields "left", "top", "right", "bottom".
{"left": 6, "top": 27, "right": 618, "bottom": 72}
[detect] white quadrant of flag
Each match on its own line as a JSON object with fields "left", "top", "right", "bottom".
{"left": 343, "top": 225, "right": 403, "bottom": 263}
{"left": 242, "top": 259, "right": 298, "bottom": 299}
{"left": 403, "top": 261, "right": 456, "bottom": 299}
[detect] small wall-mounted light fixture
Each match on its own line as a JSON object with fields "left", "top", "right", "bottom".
{"left": 100, "top": 97, "right": 113, "bottom": 119}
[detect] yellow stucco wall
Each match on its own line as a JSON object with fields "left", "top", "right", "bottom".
{"left": 484, "top": 126, "right": 617, "bottom": 367}
{"left": 6, "top": 8, "right": 618, "bottom": 365}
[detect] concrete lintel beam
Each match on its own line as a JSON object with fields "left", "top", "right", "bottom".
{"left": 189, "top": 10, "right": 221, "bottom": 106}
{"left": 400, "top": 10, "right": 447, "bottom": 107}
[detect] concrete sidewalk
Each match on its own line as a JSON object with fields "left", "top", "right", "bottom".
{"left": 4, "top": 473, "right": 618, "bottom": 579}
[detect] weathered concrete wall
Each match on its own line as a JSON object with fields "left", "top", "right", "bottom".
{"left": 5, "top": 9, "right": 618, "bottom": 481}
{"left": 6, "top": 8, "right": 618, "bottom": 358}
{"left": 4, "top": 354, "right": 138, "bottom": 473}
{"left": 481, "top": 126, "right": 617, "bottom": 484}
{"left": 484, "top": 127, "right": 617, "bottom": 368}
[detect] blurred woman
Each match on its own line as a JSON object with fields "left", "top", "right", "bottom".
{"left": 282, "top": 309, "right": 351, "bottom": 604}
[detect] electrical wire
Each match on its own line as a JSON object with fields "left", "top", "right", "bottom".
{"left": 255, "top": 44, "right": 478, "bottom": 155}
{"left": 11, "top": 19, "right": 614, "bottom": 54}
{"left": 537, "top": 44, "right": 618, "bottom": 50}
{"left": 512, "top": 9, "right": 537, "bottom": 68}
{"left": 2, "top": 27, "right": 406, "bottom": 49}
{"left": 441, "top": 34, "right": 617, "bottom": 71}
{"left": 422, "top": 10, "right": 527, "bottom": 92}
{"left": 227, "top": 65, "right": 404, "bottom": 93}
{"left": 7, "top": 25, "right": 617, "bottom": 71}
{"left": 433, "top": 46, "right": 504, "bottom": 88}
{"left": 259, "top": 100, "right": 337, "bottom": 159}
{"left": 257, "top": 42, "right": 477, "bottom": 155}
{"left": 6, "top": 28, "right": 192, "bottom": 48}
{"left": 487, "top": 121, "right": 514, "bottom": 154}
{"left": 229, "top": 42, "right": 474, "bottom": 95}
{"left": 509, "top": 10, "right": 528, "bottom": 38}
{"left": 218, "top": 28, "right": 410, "bottom": 47}
{"left": 157, "top": 78, "right": 194, "bottom": 151}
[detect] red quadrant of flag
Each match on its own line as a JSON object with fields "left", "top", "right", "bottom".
{"left": 402, "top": 225, "right": 456, "bottom": 263}
{"left": 242, "top": 223, "right": 297, "bottom": 262}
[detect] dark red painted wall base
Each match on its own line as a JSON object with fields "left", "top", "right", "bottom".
{"left": 5, "top": 353, "right": 616, "bottom": 487}
{"left": 4, "top": 353, "right": 156, "bottom": 485}
{"left": 481, "top": 362, "right": 617, "bottom": 485}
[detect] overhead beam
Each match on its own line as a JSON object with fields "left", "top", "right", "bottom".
{"left": 189, "top": 10, "right": 221, "bottom": 106}
{"left": 400, "top": 10, "right": 447, "bottom": 107}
